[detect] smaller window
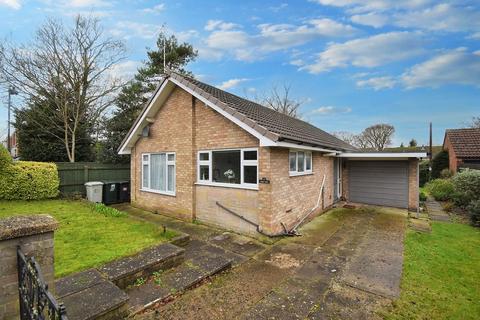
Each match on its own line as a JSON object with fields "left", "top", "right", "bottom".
{"left": 244, "top": 150, "right": 257, "bottom": 160}
{"left": 289, "top": 150, "right": 312, "bottom": 175}
{"left": 199, "top": 152, "right": 209, "bottom": 161}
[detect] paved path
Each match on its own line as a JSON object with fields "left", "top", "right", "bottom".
{"left": 425, "top": 196, "right": 451, "bottom": 222}
{"left": 118, "top": 205, "right": 407, "bottom": 320}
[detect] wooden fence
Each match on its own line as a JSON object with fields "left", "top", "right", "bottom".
{"left": 56, "top": 162, "right": 130, "bottom": 195}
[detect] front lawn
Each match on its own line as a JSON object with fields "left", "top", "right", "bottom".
{"left": 0, "top": 200, "right": 177, "bottom": 278}
{"left": 385, "top": 222, "right": 480, "bottom": 319}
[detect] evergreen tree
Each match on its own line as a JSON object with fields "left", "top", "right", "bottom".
{"left": 409, "top": 139, "right": 418, "bottom": 147}
{"left": 98, "top": 31, "right": 197, "bottom": 163}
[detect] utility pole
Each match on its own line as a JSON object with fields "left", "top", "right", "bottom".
{"left": 7, "top": 86, "right": 18, "bottom": 155}
{"left": 429, "top": 122, "right": 433, "bottom": 180}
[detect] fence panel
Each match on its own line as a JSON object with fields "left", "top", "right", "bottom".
{"left": 56, "top": 162, "right": 130, "bottom": 195}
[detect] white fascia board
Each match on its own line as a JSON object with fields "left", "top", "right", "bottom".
{"left": 169, "top": 78, "right": 277, "bottom": 147}
{"left": 273, "top": 141, "right": 341, "bottom": 153}
{"left": 338, "top": 152, "right": 427, "bottom": 158}
{"left": 118, "top": 80, "right": 172, "bottom": 155}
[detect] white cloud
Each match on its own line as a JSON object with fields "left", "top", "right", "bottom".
{"left": 68, "top": 0, "right": 111, "bottom": 8}
{"left": 402, "top": 48, "right": 480, "bottom": 88}
{"left": 393, "top": 3, "right": 480, "bottom": 33}
{"left": 311, "top": 0, "right": 431, "bottom": 13}
{"left": 108, "top": 60, "right": 141, "bottom": 81}
{"left": 356, "top": 76, "right": 396, "bottom": 90}
{"left": 205, "top": 20, "right": 239, "bottom": 31}
{"left": 111, "top": 21, "right": 162, "bottom": 39}
{"left": 350, "top": 12, "right": 388, "bottom": 28}
{"left": 202, "top": 18, "right": 356, "bottom": 61}
{"left": 302, "top": 32, "right": 425, "bottom": 74}
{"left": 310, "top": 106, "right": 352, "bottom": 115}
{"left": 467, "top": 32, "right": 480, "bottom": 40}
{"left": 141, "top": 3, "right": 165, "bottom": 14}
{"left": 217, "top": 78, "right": 250, "bottom": 90}
{"left": 0, "top": 0, "right": 21, "bottom": 9}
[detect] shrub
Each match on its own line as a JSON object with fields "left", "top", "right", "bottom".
{"left": 466, "top": 200, "right": 480, "bottom": 227}
{"left": 440, "top": 168, "right": 454, "bottom": 179}
{"left": 452, "top": 169, "right": 480, "bottom": 207}
{"left": 442, "top": 201, "right": 454, "bottom": 212}
{"left": 431, "top": 150, "right": 449, "bottom": 179}
{"left": 419, "top": 189, "right": 427, "bottom": 202}
{"left": 425, "top": 179, "right": 455, "bottom": 201}
{"left": 0, "top": 145, "right": 13, "bottom": 170}
{"left": 90, "top": 203, "right": 126, "bottom": 217}
{"left": 419, "top": 160, "right": 430, "bottom": 187}
{"left": 0, "top": 161, "right": 59, "bottom": 200}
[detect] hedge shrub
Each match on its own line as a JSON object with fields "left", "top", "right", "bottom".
{"left": 0, "top": 160, "right": 59, "bottom": 200}
{"left": 425, "top": 178, "right": 455, "bottom": 201}
{"left": 452, "top": 169, "right": 480, "bottom": 207}
{"left": 419, "top": 160, "right": 430, "bottom": 187}
{"left": 0, "top": 145, "right": 13, "bottom": 170}
{"left": 467, "top": 200, "right": 480, "bottom": 227}
{"left": 431, "top": 150, "right": 449, "bottom": 179}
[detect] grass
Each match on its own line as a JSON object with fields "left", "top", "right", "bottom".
{"left": 384, "top": 222, "right": 480, "bottom": 319}
{"left": 0, "top": 199, "right": 177, "bottom": 278}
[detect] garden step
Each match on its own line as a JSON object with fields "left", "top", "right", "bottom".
{"left": 55, "top": 269, "right": 129, "bottom": 320}
{"left": 126, "top": 250, "right": 233, "bottom": 315}
{"left": 99, "top": 243, "right": 185, "bottom": 289}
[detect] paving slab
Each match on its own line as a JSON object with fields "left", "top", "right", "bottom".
{"left": 409, "top": 218, "right": 432, "bottom": 233}
{"left": 426, "top": 197, "right": 451, "bottom": 222}
{"left": 209, "top": 231, "right": 266, "bottom": 257}
{"left": 184, "top": 239, "right": 248, "bottom": 266}
{"left": 55, "top": 269, "right": 104, "bottom": 298}
{"left": 60, "top": 280, "right": 129, "bottom": 320}
{"left": 99, "top": 243, "right": 184, "bottom": 288}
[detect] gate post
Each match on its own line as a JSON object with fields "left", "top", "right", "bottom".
{"left": 0, "top": 215, "right": 58, "bottom": 319}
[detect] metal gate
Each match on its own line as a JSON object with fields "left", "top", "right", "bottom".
{"left": 348, "top": 161, "right": 408, "bottom": 208}
{"left": 17, "top": 246, "right": 68, "bottom": 320}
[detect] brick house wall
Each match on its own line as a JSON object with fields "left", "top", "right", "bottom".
{"left": 408, "top": 158, "right": 419, "bottom": 211}
{"left": 130, "top": 85, "right": 337, "bottom": 235}
{"left": 443, "top": 135, "right": 460, "bottom": 172}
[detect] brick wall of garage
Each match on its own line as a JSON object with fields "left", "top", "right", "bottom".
{"left": 408, "top": 158, "right": 419, "bottom": 211}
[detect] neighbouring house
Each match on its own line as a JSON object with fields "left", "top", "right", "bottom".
{"left": 119, "top": 71, "right": 425, "bottom": 236}
{"left": 443, "top": 128, "right": 480, "bottom": 172}
{"left": 1, "top": 131, "right": 18, "bottom": 158}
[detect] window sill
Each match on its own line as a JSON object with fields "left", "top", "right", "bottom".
{"left": 195, "top": 182, "right": 259, "bottom": 191}
{"left": 140, "top": 188, "right": 176, "bottom": 197}
{"left": 289, "top": 171, "right": 314, "bottom": 177}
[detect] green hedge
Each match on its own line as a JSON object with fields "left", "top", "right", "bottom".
{"left": 425, "top": 178, "right": 455, "bottom": 201}
{"left": 0, "top": 146, "right": 59, "bottom": 200}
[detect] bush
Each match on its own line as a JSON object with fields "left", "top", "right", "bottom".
{"left": 467, "top": 200, "right": 480, "bottom": 227}
{"left": 451, "top": 169, "right": 480, "bottom": 207}
{"left": 419, "top": 160, "right": 430, "bottom": 187}
{"left": 419, "top": 189, "right": 427, "bottom": 202}
{"left": 431, "top": 150, "right": 449, "bottom": 179}
{"left": 440, "top": 168, "right": 454, "bottom": 179}
{"left": 425, "top": 179, "right": 455, "bottom": 201}
{"left": 0, "top": 161, "right": 59, "bottom": 200}
{"left": 90, "top": 203, "right": 126, "bottom": 218}
{"left": 0, "top": 145, "right": 13, "bottom": 170}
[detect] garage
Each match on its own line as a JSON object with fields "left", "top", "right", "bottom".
{"left": 348, "top": 160, "right": 409, "bottom": 208}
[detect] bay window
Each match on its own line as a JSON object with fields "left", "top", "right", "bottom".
{"left": 142, "top": 152, "right": 176, "bottom": 195}
{"left": 289, "top": 150, "right": 312, "bottom": 176}
{"left": 197, "top": 148, "right": 258, "bottom": 189}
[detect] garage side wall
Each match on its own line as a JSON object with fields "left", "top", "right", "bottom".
{"left": 408, "top": 158, "right": 419, "bottom": 211}
{"left": 265, "top": 148, "right": 335, "bottom": 235}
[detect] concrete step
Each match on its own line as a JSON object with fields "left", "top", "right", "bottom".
{"left": 55, "top": 269, "right": 129, "bottom": 320}
{"left": 126, "top": 248, "right": 233, "bottom": 315}
{"left": 99, "top": 243, "right": 185, "bottom": 289}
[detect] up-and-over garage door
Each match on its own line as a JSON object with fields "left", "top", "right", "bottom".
{"left": 348, "top": 161, "right": 408, "bottom": 208}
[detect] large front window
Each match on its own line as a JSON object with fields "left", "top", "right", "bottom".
{"left": 197, "top": 148, "right": 258, "bottom": 188}
{"left": 142, "top": 152, "right": 176, "bottom": 195}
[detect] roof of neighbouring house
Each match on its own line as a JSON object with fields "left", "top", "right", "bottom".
{"left": 167, "top": 72, "right": 355, "bottom": 151}
{"left": 444, "top": 128, "right": 480, "bottom": 158}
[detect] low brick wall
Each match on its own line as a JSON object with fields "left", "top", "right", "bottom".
{"left": 0, "top": 215, "right": 58, "bottom": 319}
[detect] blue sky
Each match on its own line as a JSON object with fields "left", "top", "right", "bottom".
{"left": 0, "top": 0, "right": 479, "bottom": 146}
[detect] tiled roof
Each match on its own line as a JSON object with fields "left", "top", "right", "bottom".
{"left": 445, "top": 128, "right": 480, "bottom": 158}
{"left": 169, "top": 72, "right": 355, "bottom": 151}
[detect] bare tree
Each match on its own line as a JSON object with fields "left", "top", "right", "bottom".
{"left": 332, "top": 131, "right": 357, "bottom": 146}
{"left": 468, "top": 116, "right": 480, "bottom": 128}
{"left": 358, "top": 123, "right": 395, "bottom": 151}
{"left": 252, "top": 84, "right": 303, "bottom": 118}
{"left": 0, "top": 16, "right": 126, "bottom": 162}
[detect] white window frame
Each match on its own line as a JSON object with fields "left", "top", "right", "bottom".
{"left": 289, "top": 150, "right": 313, "bottom": 176}
{"left": 141, "top": 152, "right": 176, "bottom": 196}
{"left": 196, "top": 148, "right": 259, "bottom": 190}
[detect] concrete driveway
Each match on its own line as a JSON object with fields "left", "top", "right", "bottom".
{"left": 131, "top": 205, "right": 407, "bottom": 320}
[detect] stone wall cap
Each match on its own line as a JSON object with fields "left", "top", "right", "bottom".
{"left": 0, "top": 214, "right": 58, "bottom": 241}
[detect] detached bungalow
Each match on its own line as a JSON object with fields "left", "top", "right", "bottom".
{"left": 443, "top": 128, "right": 480, "bottom": 172}
{"left": 119, "top": 71, "right": 425, "bottom": 236}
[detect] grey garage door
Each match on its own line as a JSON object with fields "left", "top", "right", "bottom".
{"left": 348, "top": 161, "right": 408, "bottom": 208}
